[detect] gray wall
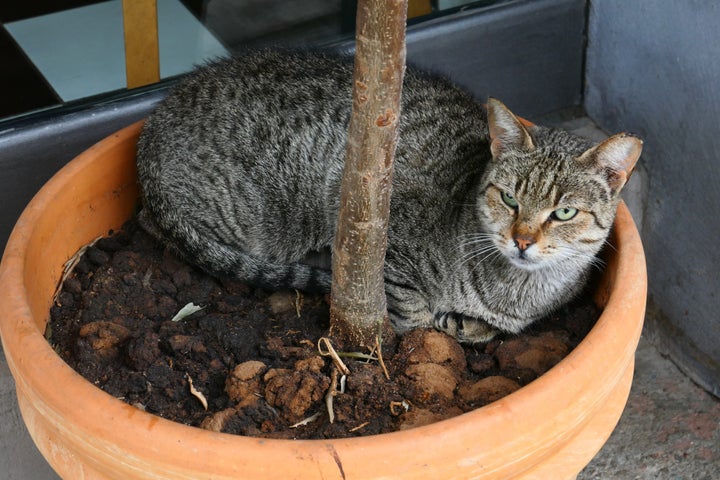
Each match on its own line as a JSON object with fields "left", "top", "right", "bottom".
{"left": 0, "top": 91, "right": 166, "bottom": 251}
{"left": 585, "top": 1, "right": 720, "bottom": 396}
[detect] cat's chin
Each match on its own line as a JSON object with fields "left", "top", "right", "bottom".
{"left": 505, "top": 255, "right": 550, "bottom": 272}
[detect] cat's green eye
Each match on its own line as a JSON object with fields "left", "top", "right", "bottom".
{"left": 552, "top": 207, "right": 578, "bottom": 221}
{"left": 501, "top": 191, "right": 519, "bottom": 209}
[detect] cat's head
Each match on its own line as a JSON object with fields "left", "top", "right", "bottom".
{"left": 478, "top": 98, "right": 642, "bottom": 272}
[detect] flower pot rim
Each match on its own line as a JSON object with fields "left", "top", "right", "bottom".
{"left": 0, "top": 121, "right": 647, "bottom": 479}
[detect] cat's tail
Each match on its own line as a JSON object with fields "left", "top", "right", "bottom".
{"left": 137, "top": 209, "right": 332, "bottom": 293}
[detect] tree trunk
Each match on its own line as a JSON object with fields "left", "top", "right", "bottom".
{"left": 329, "top": 0, "right": 408, "bottom": 349}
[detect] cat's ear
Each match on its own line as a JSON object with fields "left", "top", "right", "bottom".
{"left": 578, "top": 133, "right": 643, "bottom": 193}
{"left": 487, "top": 97, "right": 535, "bottom": 158}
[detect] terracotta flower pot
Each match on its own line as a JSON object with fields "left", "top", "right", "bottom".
{"left": 0, "top": 122, "right": 646, "bottom": 479}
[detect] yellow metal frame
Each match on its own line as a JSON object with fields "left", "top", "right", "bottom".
{"left": 122, "top": 0, "right": 160, "bottom": 89}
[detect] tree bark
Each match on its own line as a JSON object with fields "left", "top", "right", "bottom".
{"left": 329, "top": 0, "right": 408, "bottom": 349}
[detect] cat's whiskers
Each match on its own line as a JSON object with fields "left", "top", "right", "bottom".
{"left": 552, "top": 245, "right": 606, "bottom": 272}
{"left": 455, "top": 244, "right": 505, "bottom": 272}
{"left": 454, "top": 248, "right": 495, "bottom": 268}
{"left": 453, "top": 233, "right": 501, "bottom": 268}
{"left": 599, "top": 238, "right": 618, "bottom": 254}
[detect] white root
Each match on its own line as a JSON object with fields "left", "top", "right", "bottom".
{"left": 289, "top": 412, "right": 321, "bottom": 429}
{"left": 185, "top": 373, "right": 208, "bottom": 410}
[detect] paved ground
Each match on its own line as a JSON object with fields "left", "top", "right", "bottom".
{"left": 1, "top": 346, "right": 59, "bottom": 480}
{"left": 578, "top": 332, "right": 719, "bottom": 479}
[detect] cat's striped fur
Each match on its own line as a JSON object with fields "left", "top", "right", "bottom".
{"left": 137, "top": 51, "right": 641, "bottom": 343}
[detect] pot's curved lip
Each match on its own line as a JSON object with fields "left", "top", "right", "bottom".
{"left": 0, "top": 121, "right": 647, "bottom": 477}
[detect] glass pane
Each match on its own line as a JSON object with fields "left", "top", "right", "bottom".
{"left": 0, "top": 0, "right": 504, "bottom": 122}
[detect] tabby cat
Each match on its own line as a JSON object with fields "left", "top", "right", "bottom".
{"left": 136, "top": 51, "right": 642, "bottom": 343}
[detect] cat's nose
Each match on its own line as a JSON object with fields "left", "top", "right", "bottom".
{"left": 514, "top": 235, "right": 536, "bottom": 252}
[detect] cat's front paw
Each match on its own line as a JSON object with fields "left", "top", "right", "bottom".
{"left": 433, "top": 312, "right": 499, "bottom": 344}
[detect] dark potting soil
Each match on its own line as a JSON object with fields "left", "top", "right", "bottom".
{"left": 47, "top": 219, "right": 600, "bottom": 439}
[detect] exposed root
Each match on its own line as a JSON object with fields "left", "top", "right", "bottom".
{"left": 375, "top": 335, "right": 390, "bottom": 379}
{"left": 389, "top": 399, "right": 411, "bottom": 416}
{"left": 325, "top": 367, "right": 339, "bottom": 424}
{"left": 289, "top": 412, "right": 321, "bottom": 429}
{"left": 318, "top": 337, "right": 351, "bottom": 375}
{"left": 185, "top": 373, "right": 208, "bottom": 410}
{"left": 294, "top": 290, "right": 304, "bottom": 318}
{"left": 349, "top": 422, "right": 370, "bottom": 432}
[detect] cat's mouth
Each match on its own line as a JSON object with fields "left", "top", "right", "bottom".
{"left": 508, "top": 255, "right": 542, "bottom": 270}
{"left": 503, "top": 248, "right": 548, "bottom": 271}
{"left": 493, "top": 236, "right": 553, "bottom": 271}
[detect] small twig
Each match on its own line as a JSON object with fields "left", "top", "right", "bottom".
{"left": 142, "top": 268, "right": 153, "bottom": 288}
{"left": 375, "top": 335, "right": 390, "bottom": 380}
{"left": 337, "top": 351, "right": 378, "bottom": 361}
{"left": 349, "top": 422, "right": 370, "bottom": 433}
{"left": 389, "top": 399, "right": 411, "bottom": 416}
{"left": 53, "top": 235, "right": 103, "bottom": 304}
{"left": 318, "top": 337, "right": 351, "bottom": 375}
{"left": 294, "top": 289, "right": 304, "bottom": 318}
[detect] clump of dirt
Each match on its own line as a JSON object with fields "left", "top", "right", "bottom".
{"left": 48, "top": 220, "right": 600, "bottom": 439}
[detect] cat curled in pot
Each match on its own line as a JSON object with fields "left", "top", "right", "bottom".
{"left": 136, "top": 51, "right": 642, "bottom": 344}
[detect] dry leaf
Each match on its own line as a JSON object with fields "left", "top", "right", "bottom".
{"left": 171, "top": 302, "right": 205, "bottom": 322}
